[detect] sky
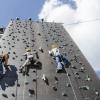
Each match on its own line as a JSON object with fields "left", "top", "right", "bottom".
{"left": 0, "top": 0, "right": 44, "bottom": 26}
{"left": 0, "top": 0, "right": 100, "bottom": 71}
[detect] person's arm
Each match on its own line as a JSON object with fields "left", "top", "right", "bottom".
{"left": 48, "top": 50, "right": 53, "bottom": 56}
{"left": 23, "top": 52, "right": 27, "bottom": 56}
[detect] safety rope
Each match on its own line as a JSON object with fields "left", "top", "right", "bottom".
{"left": 65, "top": 68, "right": 78, "bottom": 100}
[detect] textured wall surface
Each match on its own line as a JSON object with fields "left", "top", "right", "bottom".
{"left": 0, "top": 19, "right": 100, "bottom": 100}
{"left": 0, "top": 28, "right": 4, "bottom": 38}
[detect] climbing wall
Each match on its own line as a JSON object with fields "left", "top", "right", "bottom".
{"left": 0, "top": 28, "right": 4, "bottom": 38}
{"left": 0, "top": 19, "right": 100, "bottom": 100}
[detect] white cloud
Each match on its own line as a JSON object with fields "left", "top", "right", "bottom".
{"left": 38, "top": 0, "right": 100, "bottom": 71}
{"left": 38, "top": 0, "right": 63, "bottom": 20}
{"left": 46, "top": 4, "right": 77, "bottom": 23}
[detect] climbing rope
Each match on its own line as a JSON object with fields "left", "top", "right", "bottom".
{"left": 65, "top": 68, "right": 78, "bottom": 100}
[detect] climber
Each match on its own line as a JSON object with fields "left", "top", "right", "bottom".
{"left": 19, "top": 48, "right": 35, "bottom": 76}
{"left": 2, "top": 53, "right": 9, "bottom": 70}
{"left": 49, "top": 44, "right": 68, "bottom": 73}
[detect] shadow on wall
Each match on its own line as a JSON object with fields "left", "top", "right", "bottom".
{"left": 0, "top": 65, "right": 18, "bottom": 91}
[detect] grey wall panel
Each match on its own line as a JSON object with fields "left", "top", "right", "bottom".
{"left": 0, "top": 20, "right": 100, "bottom": 100}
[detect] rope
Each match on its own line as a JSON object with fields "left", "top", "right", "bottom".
{"left": 65, "top": 68, "right": 78, "bottom": 100}
{"left": 66, "top": 18, "right": 100, "bottom": 26}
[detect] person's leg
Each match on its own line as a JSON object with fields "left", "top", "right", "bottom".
{"left": 19, "top": 59, "right": 29, "bottom": 73}
{"left": 22, "top": 59, "right": 28, "bottom": 67}
{"left": 24, "top": 59, "right": 30, "bottom": 76}
{"left": 61, "top": 55, "right": 68, "bottom": 65}
{"left": 5, "top": 58, "right": 8, "bottom": 65}
{"left": 0, "top": 60, "right": 3, "bottom": 78}
{"left": 25, "top": 65, "right": 30, "bottom": 76}
{"left": 4, "top": 58, "right": 9, "bottom": 70}
{"left": 55, "top": 56, "right": 63, "bottom": 70}
{"left": 57, "top": 62, "right": 63, "bottom": 69}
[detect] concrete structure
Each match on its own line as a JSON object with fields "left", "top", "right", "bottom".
{"left": 0, "top": 19, "right": 100, "bottom": 100}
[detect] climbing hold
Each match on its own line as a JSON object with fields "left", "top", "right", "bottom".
{"left": 77, "top": 75, "right": 81, "bottom": 79}
{"left": 12, "top": 57, "right": 15, "bottom": 60}
{"left": 17, "top": 39, "right": 19, "bottom": 41}
{"left": 70, "top": 44, "right": 73, "bottom": 47}
{"left": 17, "top": 83, "right": 20, "bottom": 87}
{"left": 13, "top": 52, "right": 16, "bottom": 54}
{"left": 38, "top": 33, "right": 41, "bottom": 36}
{"left": 62, "top": 92, "right": 67, "bottom": 96}
{"left": 35, "top": 52, "right": 39, "bottom": 59}
{"left": 85, "top": 75, "right": 91, "bottom": 81}
{"left": 25, "top": 82, "right": 29, "bottom": 85}
{"left": 63, "top": 44, "right": 68, "bottom": 46}
{"left": 71, "top": 65, "right": 77, "bottom": 69}
{"left": 32, "top": 79, "right": 36, "bottom": 82}
{"left": 28, "top": 89, "right": 35, "bottom": 96}
{"left": 12, "top": 93, "right": 15, "bottom": 97}
{"left": 8, "top": 42, "right": 10, "bottom": 45}
{"left": 39, "top": 47, "right": 44, "bottom": 53}
{"left": 2, "top": 93, "right": 8, "bottom": 98}
{"left": 54, "top": 76, "right": 58, "bottom": 81}
{"left": 79, "top": 62, "right": 82, "bottom": 65}
{"left": 79, "top": 67, "right": 85, "bottom": 72}
{"left": 42, "top": 74, "right": 49, "bottom": 85}
{"left": 52, "top": 86, "right": 57, "bottom": 91}
{"left": 67, "top": 83, "right": 71, "bottom": 87}
{"left": 2, "top": 38, "right": 5, "bottom": 40}
{"left": 46, "top": 39, "right": 48, "bottom": 42}
{"left": 67, "top": 73, "right": 71, "bottom": 76}
{"left": 4, "top": 46, "right": 6, "bottom": 48}
{"left": 8, "top": 52, "right": 10, "bottom": 54}
{"left": 28, "top": 18, "right": 32, "bottom": 21}
{"left": 33, "top": 70, "right": 36, "bottom": 73}
{"left": 16, "top": 17, "right": 20, "bottom": 20}
{"left": 20, "top": 59, "right": 23, "bottom": 61}
{"left": 16, "top": 56, "right": 18, "bottom": 58}
{"left": 75, "top": 72, "right": 79, "bottom": 75}
{"left": 79, "top": 86, "right": 89, "bottom": 90}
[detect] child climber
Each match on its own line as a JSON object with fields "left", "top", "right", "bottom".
{"left": 19, "top": 48, "right": 34, "bottom": 76}
{"left": 49, "top": 44, "right": 68, "bottom": 73}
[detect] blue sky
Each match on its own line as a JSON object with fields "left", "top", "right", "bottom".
{"left": 0, "top": 0, "right": 44, "bottom": 26}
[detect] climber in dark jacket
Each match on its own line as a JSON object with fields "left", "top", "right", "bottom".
{"left": 0, "top": 55, "right": 3, "bottom": 78}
